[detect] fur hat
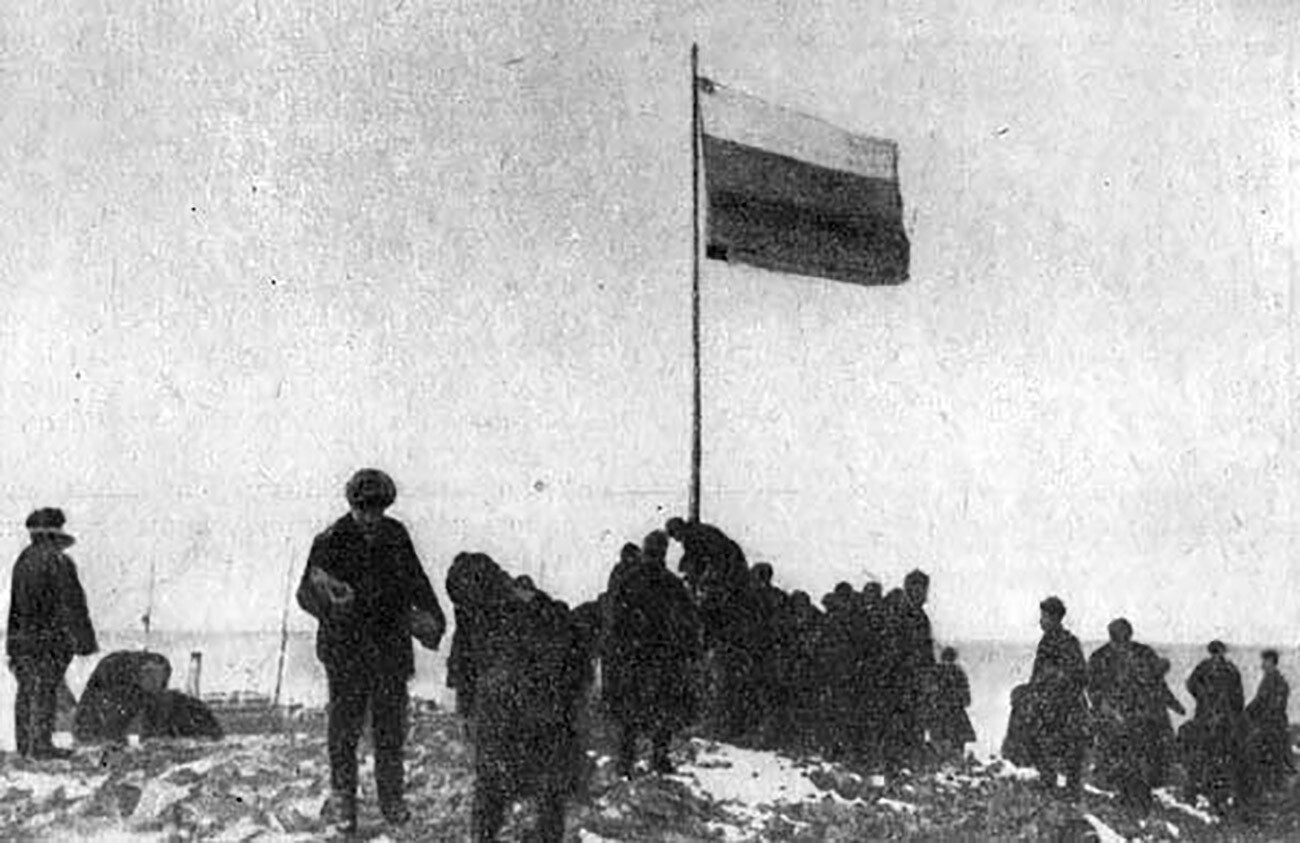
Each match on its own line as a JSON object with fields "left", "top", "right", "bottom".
{"left": 25, "top": 508, "right": 74, "bottom": 546}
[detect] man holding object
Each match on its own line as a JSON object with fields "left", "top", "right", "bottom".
{"left": 298, "top": 469, "right": 445, "bottom": 833}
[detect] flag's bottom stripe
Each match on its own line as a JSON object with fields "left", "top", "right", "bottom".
{"left": 707, "top": 189, "right": 909, "bottom": 286}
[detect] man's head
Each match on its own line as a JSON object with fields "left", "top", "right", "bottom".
{"left": 1262, "top": 649, "right": 1279, "bottom": 672}
{"left": 664, "top": 517, "right": 687, "bottom": 540}
{"left": 1207, "top": 639, "right": 1228, "bottom": 658}
{"left": 25, "top": 507, "right": 75, "bottom": 548}
{"left": 642, "top": 530, "right": 670, "bottom": 566}
{"left": 1107, "top": 618, "right": 1133, "bottom": 644}
{"left": 619, "top": 542, "right": 641, "bottom": 568}
{"left": 752, "top": 563, "right": 774, "bottom": 587}
{"left": 346, "top": 468, "right": 396, "bottom": 526}
{"left": 941, "top": 646, "right": 958, "bottom": 664}
{"left": 1039, "top": 596, "right": 1066, "bottom": 631}
{"left": 862, "top": 581, "right": 883, "bottom": 603}
{"left": 903, "top": 569, "right": 930, "bottom": 606}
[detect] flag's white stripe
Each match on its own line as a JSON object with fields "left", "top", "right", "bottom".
{"left": 700, "top": 81, "right": 897, "bottom": 182}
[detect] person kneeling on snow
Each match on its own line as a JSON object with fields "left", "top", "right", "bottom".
{"left": 74, "top": 650, "right": 171, "bottom": 743}
{"left": 297, "top": 469, "right": 445, "bottom": 834}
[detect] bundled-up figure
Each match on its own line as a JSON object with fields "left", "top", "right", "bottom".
{"left": 666, "top": 517, "right": 754, "bottom": 740}
{"left": 1004, "top": 597, "right": 1088, "bottom": 798}
{"left": 1086, "top": 619, "right": 1165, "bottom": 810}
{"left": 880, "top": 570, "right": 936, "bottom": 773}
{"left": 297, "top": 469, "right": 445, "bottom": 833}
{"left": 747, "top": 563, "right": 787, "bottom": 743}
{"left": 73, "top": 650, "right": 171, "bottom": 743}
{"left": 927, "top": 647, "right": 975, "bottom": 763}
{"left": 817, "top": 583, "right": 862, "bottom": 758}
{"left": 1243, "top": 649, "right": 1293, "bottom": 796}
{"left": 8, "top": 508, "right": 99, "bottom": 760}
{"left": 605, "top": 532, "right": 702, "bottom": 777}
{"left": 452, "top": 554, "right": 590, "bottom": 843}
{"left": 1180, "top": 640, "right": 1246, "bottom": 813}
{"left": 773, "top": 591, "right": 823, "bottom": 748}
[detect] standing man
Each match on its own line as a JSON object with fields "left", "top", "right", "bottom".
{"left": 297, "top": 469, "right": 445, "bottom": 833}
{"left": 1182, "top": 640, "right": 1246, "bottom": 813}
{"left": 1086, "top": 618, "right": 1164, "bottom": 810}
{"left": 7, "top": 507, "right": 98, "bottom": 759}
{"left": 1027, "top": 596, "right": 1088, "bottom": 799}
{"left": 881, "top": 570, "right": 936, "bottom": 773}
{"left": 1244, "top": 649, "right": 1292, "bottom": 795}
{"left": 665, "top": 517, "right": 755, "bottom": 739}
{"left": 604, "top": 531, "right": 701, "bottom": 776}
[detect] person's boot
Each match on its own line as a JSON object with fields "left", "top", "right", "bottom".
{"left": 322, "top": 792, "right": 358, "bottom": 834}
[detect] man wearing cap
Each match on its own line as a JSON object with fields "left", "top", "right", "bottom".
{"left": 297, "top": 469, "right": 446, "bottom": 832}
{"left": 1026, "top": 596, "right": 1088, "bottom": 799}
{"left": 7, "top": 507, "right": 98, "bottom": 760}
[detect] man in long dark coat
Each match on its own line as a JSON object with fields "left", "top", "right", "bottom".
{"left": 1181, "top": 640, "right": 1246, "bottom": 813}
{"left": 447, "top": 552, "right": 517, "bottom": 719}
{"left": 1027, "top": 596, "right": 1088, "bottom": 798}
{"left": 775, "top": 590, "right": 822, "bottom": 748}
{"left": 8, "top": 507, "right": 98, "bottom": 760}
{"left": 928, "top": 646, "right": 975, "bottom": 763}
{"left": 1244, "top": 649, "right": 1293, "bottom": 795}
{"left": 1087, "top": 618, "right": 1164, "bottom": 810}
{"left": 748, "top": 563, "right": 786, "bottom": 743}
{"left": 881, "top": 570, "right": 936, "bottom": 773}
{"left": 605, "top": 531, "right": 702, "bottom": 776}
{"left": 816, "top": 583, "right": 860, "bottom": 758}
{"left": 297, "top": 469, "right": 445, "bottom": 832}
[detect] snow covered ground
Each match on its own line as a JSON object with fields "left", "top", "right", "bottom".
{"left": 0, "top": 706, "right": 1286, "bottom": 841}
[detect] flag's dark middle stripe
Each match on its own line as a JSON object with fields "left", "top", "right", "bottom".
{"left": 702, "top": 135, "right": 909, "bottom": 286}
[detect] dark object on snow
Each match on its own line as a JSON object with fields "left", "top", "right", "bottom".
{"left": 297, "top": 498, "right": 444, "bottom": 825}
{"left": 467, "top": 557, "right": 591, "bottom": 843}
{"left": 74, "top": 650, "right": 172, "bottom": 743}
{"left": 8, "top": 510, "right": 99, "bottom": 757}
{"left": 142, "top": 690, "right": 224, "bottom": 740}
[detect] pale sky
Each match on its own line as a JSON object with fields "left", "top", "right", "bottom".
{"left": 1, "top": 0, "right": 1295, "bottom": 645}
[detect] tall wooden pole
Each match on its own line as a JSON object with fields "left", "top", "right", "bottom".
{"left": 689, "top": 42, "right": 703, "bottom": 523}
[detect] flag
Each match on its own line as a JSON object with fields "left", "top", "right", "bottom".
{"left": 697, "top": 76, "right": 909, "bottom": 286}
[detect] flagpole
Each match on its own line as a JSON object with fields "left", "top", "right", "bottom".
{"left": 689, "top": 42, "right": 703, "bottom": 523}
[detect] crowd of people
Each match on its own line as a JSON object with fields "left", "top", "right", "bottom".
{"left": 7, "top": 468, "right": 1296, "bottom": 841}
{"left": 1004, "top": 599, "right": 1295, "bottom": 816}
